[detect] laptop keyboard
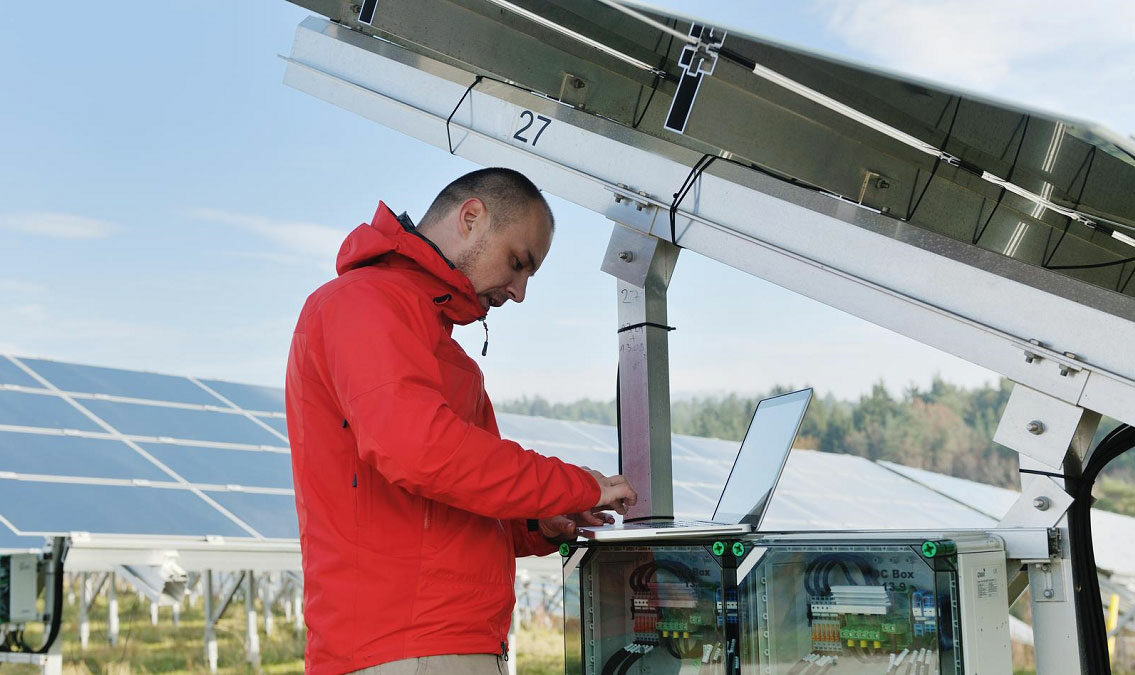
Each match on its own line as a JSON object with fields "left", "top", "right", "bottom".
{"left": 626, "top": 519, "right": 715, "bottom": 528}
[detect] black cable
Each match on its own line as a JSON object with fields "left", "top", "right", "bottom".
{"left": 669, "top": 154, "right": 717, "bottom": 246}
{"left": 906, "top": 96, "right": 963, "bottom": 223}
{"left": 1045, "top": 255, "right": 1135, "bottom": 271}
{"left": 972, "top": 115, "right": 1031, "bottom": 245}
{"left": 601, "top": 647, "right": 635, "bottom": 675}
{"left": 615, "top": 651, "right": 645, "bottom": 675}
{"left": 631, "top": 19, "right": 677, "bottom": 129}
{"left": 1069, "top": 423, "right": 1135, "bottom": 674}
{"left": 446, "top": 75, "right": 483, "bottom": 154}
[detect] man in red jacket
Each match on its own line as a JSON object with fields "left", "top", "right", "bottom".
{"left": 286, "top": 167, "right": 637, "bottom": 674}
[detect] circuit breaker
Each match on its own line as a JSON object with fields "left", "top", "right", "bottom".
{"left": 563, "top": 535, "right": 1010, "bottom": 674}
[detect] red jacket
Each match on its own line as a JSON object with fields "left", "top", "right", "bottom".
{"left": 285, "top": 203, "right": 600, "bottom": 674}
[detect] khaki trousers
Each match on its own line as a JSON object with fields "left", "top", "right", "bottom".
{"left": 350, "top": 654, "right": 507, "bottom": 675}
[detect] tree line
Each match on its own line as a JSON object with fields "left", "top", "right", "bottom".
{"left": 498, "top": 378, "right": 1135, "bottom": 514}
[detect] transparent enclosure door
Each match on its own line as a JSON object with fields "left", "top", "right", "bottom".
{"left": 738, "top": 546, "right": 961, "bottom": 674}
{"left": 568, "top": 545, "right": 730, "bottom": 675}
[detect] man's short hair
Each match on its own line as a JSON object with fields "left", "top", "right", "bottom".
{"left": 420, "top": 167, "right": 554, "bottom": 231}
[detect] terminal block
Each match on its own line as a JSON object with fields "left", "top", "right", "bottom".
{"left": 563, "top": 535, "right": 1009, "bottom": 674}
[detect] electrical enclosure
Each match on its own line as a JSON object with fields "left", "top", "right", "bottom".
{"left": 564, "top": 535, "right": 1009, "bottom": 674}
{"left": 0, "top": 553, "right": 39, "bottom": 624}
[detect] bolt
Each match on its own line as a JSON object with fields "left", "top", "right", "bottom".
{"left": 618, "top": 251, "right": 634, "bottom": 262}
{"left": 1043, "top": 589, "right": 1055, "bottom": 599}
{"left": 1024, "top": 351, "right": 1040, "bottom": 364}
{"left": 572, "top": 77, "right": 586, "bottom": 89}
{"left": 1026, "top": 420, "right": 1045, "bottom": 435}
{"left": 1033, "top": 496, "right": 1051, "bottom": 511}
{"left": 876, "top": 178, "right": 890, "bottom": 189}
{"left": 350, "top": 4, "right": 361, "bottom": 14}
{"left": 1059, "top": 364, "right": 1078, "bottom": 377}
{"left": 1041, "top": 563, "right": 1051, "bottom": 572}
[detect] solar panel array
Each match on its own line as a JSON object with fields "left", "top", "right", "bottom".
{"left": 3, "top": 354, "right": 1133, "bottom": 580}
{"left": 0, "top": 355, "right": 296, "bottom": 542}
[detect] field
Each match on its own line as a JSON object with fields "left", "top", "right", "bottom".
{"left": 2, "top": 584, "right": 564, "bottom": 674}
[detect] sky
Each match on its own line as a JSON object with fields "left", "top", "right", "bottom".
{"left": 1, "top": 1, "right": 1132, "bottom": 403}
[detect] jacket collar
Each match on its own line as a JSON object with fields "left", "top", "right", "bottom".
{"left": 335, "top": 202, "right": 485, "bottom": 325}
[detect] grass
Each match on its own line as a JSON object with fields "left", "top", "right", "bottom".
{"left": 1, "top": 581, "right": 566, "bottom": 674}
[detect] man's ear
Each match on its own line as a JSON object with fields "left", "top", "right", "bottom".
{"left": 458, "top": 198, "right": 485, "bottom": 239}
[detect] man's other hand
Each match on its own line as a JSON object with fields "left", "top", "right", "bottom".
{"left": 582, "top": 468, "right": 638, "bottom": 515}
{"left": 537, "top": 509, "right": 616, "bottom": 542}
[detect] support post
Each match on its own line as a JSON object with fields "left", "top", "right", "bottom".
{"left": 996, "top": 382, "right": 1101, "bottom": 675}
{"left": 263, "top": 573, "right": 274, "bottom": 636}
{"left": 293, "top": 578, "right": 304, "bottom": 632}
{"left": 246, "top": 570, "right": 261, "bottom": 669}
{"left": 602, "top": 224, "right": 678, "bottom": 520}
{"left": 107, "top": 573, "right": 119, "bottom": 646}
{"left": 172, "top": 601, "right": 180, "bottom": 628}
{"left": 204, "top": 570, "right": 218, "bottom": 674}
{"left": 78, "top": 572, "right": 90, "bottom": 651}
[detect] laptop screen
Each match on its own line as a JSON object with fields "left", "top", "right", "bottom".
{"left": 712, "top": 388, "right": 812, "bottom": 527}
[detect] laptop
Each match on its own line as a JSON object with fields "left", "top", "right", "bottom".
{"left": 580, "top": 388, "right": 812, "bottom": 541}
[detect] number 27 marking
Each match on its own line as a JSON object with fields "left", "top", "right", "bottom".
{"left": 513, "top": 110, "right": 551, "bottom": 146}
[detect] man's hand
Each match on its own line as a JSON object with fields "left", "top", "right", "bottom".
{"left": 583, "top": 468, "right": 637, "bottom": 515}
{"left": 537, "top": 509, "right": 616, "bottom": 543}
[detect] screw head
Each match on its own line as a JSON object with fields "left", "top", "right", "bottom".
{"left": 1033, "top": 496, "right": 1051, "bottom": 511}
{"left": 617, "top": 250, "right": 633, "bottom": 262}
{"left": 1043, "top": 589, "right": 1055, "bottom": 599}
{"left": 1026, "top": 420, "right": 1045, "bottom": 435}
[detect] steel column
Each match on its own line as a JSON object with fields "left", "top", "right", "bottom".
{"left": 78, "top": 572, "right": 90, "bottom": 651}
{"left": 204, "top": 570, "right": 218, "bottom": 673}
{"left": 603, "top": 223, "right": 679, "bottom": 520}
{"left": 245, "top": 570, "right": 261, "bottom": 668}
{"left": 107, "top": 573, "right": 118, "bottom": 646}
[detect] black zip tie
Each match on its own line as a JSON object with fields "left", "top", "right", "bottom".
{"left": 670, "top": 154, "right": 717, "bottom": 247}
{"left": 480, "top": 318, "right": 489, "bottom": 356}
{"left": 617, "top": 321, "right": 676, "bottom": 333}
{"left": 446, "top": 75, "right": 483, "bottom": 155}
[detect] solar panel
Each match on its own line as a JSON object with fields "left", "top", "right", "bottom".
{"left": 0, "top": 479, "right": 253, "bottom": 538}
{"left": 139, "top": 443, "right": 294, "bottom": 489}
{"left": 0, "top": 355, "right": 291, "bottom": 542}
{"left": 0, "top": 432, "right": 171, "bottom": 481}
{"left": 20, "top": 358, "right": 219, "bottom": 406}
{"left": 0, "top": 390, "right": 102, "bottom": 431}
{"left": 198, "top": 379, "right": 286, "bottom": 413}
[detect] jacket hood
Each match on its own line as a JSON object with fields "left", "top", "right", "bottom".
{"left": 335, "top": 202, "right": 485, "bottom": 325}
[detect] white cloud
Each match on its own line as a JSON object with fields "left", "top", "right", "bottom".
{"left": 0, "top": 212, "right": 121, "bottom": 239}
{"left": 816, "top": 0, "right": 1135, "bottom": 133}
{"left": 191, "top": 208, "right": 344, "bottom": 262}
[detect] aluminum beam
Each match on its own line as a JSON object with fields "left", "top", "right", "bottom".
{"left": 603, "top": 224, "right": 679, "bottom": 519}
{"left": 283, "top": 17, "right": 1135, "bottom": 427}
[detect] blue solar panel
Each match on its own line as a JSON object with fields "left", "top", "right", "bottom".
{"left": 0, "top": 390, "right": 102, "bottom": 432}
{"left": 0, "top": 431, "right": 169, "bottom": 481}
{"left": 0, "top": 479, "right": 251, "bottom": 537}
{"left": 80, "top": 400, "right": 284, "bottom": 446}
{"left": 199, "top": 380, "right": 285, "bottom": 413}
{"left": 0, "top": 358, "right": 41, "bottom": 388}
{"left": 255, "top": 415, "right": 288, "bottom": 438}
{"left": 20, "top": 358, "right": 219, "bottom": 406}
{"left": 140, "top": 443, "right": 293, "bottom": 489}
{"left": 206, "top": 491, "right": 299, "bottom": 539}
{"left": 0, "top": 524, "right": 42, "bottom": 551}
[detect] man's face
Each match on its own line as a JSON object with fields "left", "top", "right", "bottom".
{"left": 455, "top": 202, "right": 552, "bottom": 314}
